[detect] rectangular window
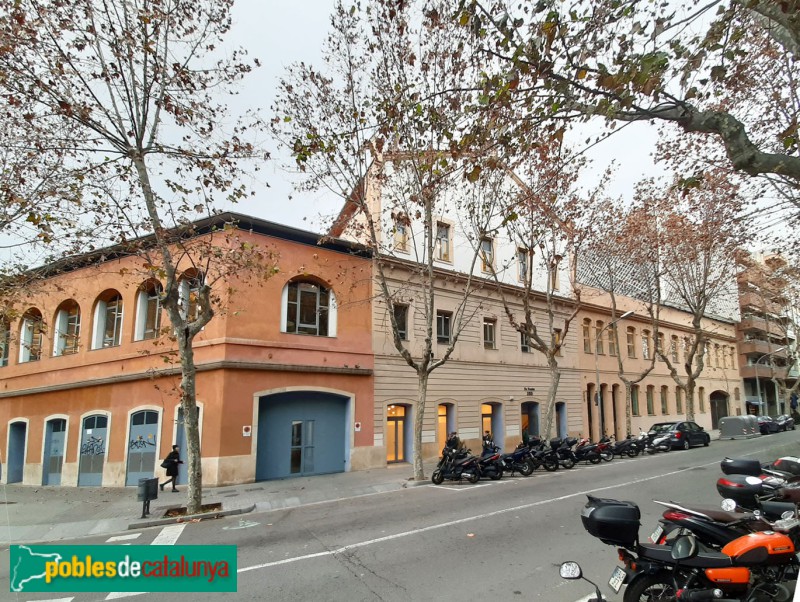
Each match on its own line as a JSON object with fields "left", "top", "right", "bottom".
{"left": 595, "top": 323, "right": 604, "bottom": 355}
{"left": 730, "top": 347, "right": 737, "bottom": 369}
{"left": 608, "top": 327, "right": 617, "bottom": 356}
{"left": 656, "top": 333, "right": 665, "bottom": 361}
{"left": 394, "top": 220, "right": 408, "bottom": 252}
{"left": 144, "top": 290, "right": 162, "bottom": 340}
{"left": 63, "top": 308, "right": 81, "bottom": 354}
{"left": 553, "top": 329, "right": 562, "bottom": 356}
{"left": 646, "top": 386, "right": 655, "bottom": 415}
{"left": 627, "top": 328, "right": 636, "bottom": 359}
{"left": 631, "top": 385, "right": 640, "bottom": 416}
{"left": 661, "top": 387, "right": 668, "bottom": 414}
{"left": 287, "top": 281, "right": 330, "bottom": 336}
{"left": 517, "top": 248, "right": 528, "bottom": 282}
{"left": 480, "top": 237, "right": 494, "bottom": 272}
{"left": 676, "top": 387, "right": 683, "bottom": 414}
{"left": 393, "top": 303, "right": 408, "bottom": 340}
{"left": 671, "top": 336, "right": 679, "bottom": 363}
{"left": 550, "top": 268, "right": 560, "bottom": 291}
{"left": 521, "top": 332, "right": 531, "bottom": 353}
{"left": 436, "top": 223, "right": 451, "bottom": 261}
{"left": 699, "top": 389, "right": 706, "bottom": 413}
{"left": 483, "top": 318, "right": 496, "bottom": 349}
{"left": 436, "top": 310, "right": 452, "bottom": 344}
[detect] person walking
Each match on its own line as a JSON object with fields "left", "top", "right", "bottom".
{"left": 160, "top": 444, "right": 182, "bottom": 492}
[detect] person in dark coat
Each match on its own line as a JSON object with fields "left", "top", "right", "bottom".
{"left": 160, "top": 445, "right": 182, "bottom": 492}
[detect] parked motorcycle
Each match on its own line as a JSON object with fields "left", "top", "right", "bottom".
{"left": 431, "top": 447, "right": 480, "bottom": 484}
{"left": 580, "top": 492, "right": 800, "bottom": 601}
{"left": 501, "top": 443, "right": 535, "bottom": 476}
{"left": 477, "top": 439, "right": 504, "bottom": 480}
{"left": 525, "top": 440, "right": 560, "bottom": 472}
{"left": 645, "top": 430, "right": 672, "bottom": 454}
{"left": 573, "top": 437, "right": 603, "bottom": 464}
{"left": 550, "top": 437, "right": 578, "bottom": 469}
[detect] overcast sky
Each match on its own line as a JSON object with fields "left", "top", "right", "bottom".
{"left": 226, "top": 0, "right": 662, "bottom": 234}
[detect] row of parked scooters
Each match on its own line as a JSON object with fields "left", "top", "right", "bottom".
{"left": 564, "top": 455, "right": 800, "bottom": 601}
{"left": 430, "top": 430, "right": 672, "bottom": 485}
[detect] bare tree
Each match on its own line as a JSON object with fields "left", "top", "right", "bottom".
{"left": 0, "top": 0, "right": 269, "bottom": 513}
{"left": 273, "top": 0, "right": 492, "bottom": 480}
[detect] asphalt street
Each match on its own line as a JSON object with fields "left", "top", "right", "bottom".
{"left": 4, "top": 432, "right": 800, "bottom": 602}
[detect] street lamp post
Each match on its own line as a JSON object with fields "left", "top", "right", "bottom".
{"left": 595, "top": 310, "right": 634, "bottom": 439}
{"left": 754, "top": 346, "right": 786, "bottom": 415}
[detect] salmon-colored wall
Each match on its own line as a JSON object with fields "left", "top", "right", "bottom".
{"left": 0, "top": 225, "right": 376, "bottom": 486}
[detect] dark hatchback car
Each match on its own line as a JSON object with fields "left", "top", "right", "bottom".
{"left": 757, "top": 415, "right": 780, "bottom": 434}
{"left": 648, "top": 421, "right": 711, "bottom": 450}
{"left": 776, "top": 414, "right": 796, "bottom": 432}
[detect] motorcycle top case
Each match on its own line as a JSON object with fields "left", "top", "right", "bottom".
{"left": 580, "top": 495, "right": 641, "bottom": 547}
{"left": 720, "top": 457, "right": 762, "bottom": 477}
{"left": 716, "top": 474, "right": 764, "bottom": 507}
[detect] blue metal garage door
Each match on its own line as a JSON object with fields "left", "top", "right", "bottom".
{"left": 256, "top": 391, "right": 347, "bottom": 480}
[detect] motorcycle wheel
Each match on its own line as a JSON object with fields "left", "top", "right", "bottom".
{"left": 490, "top": 466, "right": 503, "bottom": 480}
{"left": 431, "top": 470, "right": 444, "bottom": 485}
{"left": 627, "top": 448, "right": 640, "bottom": 458}
{"left": 600, "top": 450, "right": 613, "bottom": 462}
{"left": 623, "top": 574, "right": 676, "bottom": 602}
{"left": 589, "top": 456, "right": 602, "bottom": 464}
{"left": 561, "top": 457, "right": 575, "bottom": 469}
{"left": 467, "top": 471, "right": 480, "bottom": 484}
{"left": 519, "top": 460, "right": 534, "bottom": 476}
{"left": 543, "top": 458, "right": 558, "bottom": 472}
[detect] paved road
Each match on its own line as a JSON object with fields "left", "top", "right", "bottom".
{"left": 3, "top": 433, "right": 800, "bottom": 602}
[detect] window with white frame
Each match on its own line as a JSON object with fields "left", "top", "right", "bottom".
{"left": 517, "top": 248, "right": 528, "bottom": 282}
{"left": 135, "top": 282, "right": 163, "bottom": 341}
{"left": 179, "top": 274, "right": 202, "bottom": 322}
{"left": 283, "top": 280, "right": 336, "bottom": 337}
{"left": 483, "top": 318, "right": 496, "bottom": 349}
{"left": 595, "top": 321, "right": 604, "bottom": 355}
{"left": 642, "top": 330, "right": 651, "bottom": 360}
{"left": 54, "top": 301, "right": 81, "bottom": 356}
{"left": 436, "top": 310, "right": 452, "bottom": 344}
{"left": 627, "top": 326, "right": 636, "bottom": 358}
{"left": 607, "top": 327, "right": 616, "bottom": 356}
{"left": 435, "top": 222, "right": 451, "bottom": 262}
{"left": 92, "top": 292, "right": 123, "bottom": 349}
{"left": 394, "top": 217, "right": 409, "bottom": 252}
{"left": 20, "top": 311, "right": 44, "bottom": 362}
{"left": 0, "top": 320, "right": 9, "bottom": 367}
{"left": 521, "top": 331, "right": 531, "bottom": 353}
{"left": 671, "top": 335, "right": 679, "bottom": 362}
{"left": 480, "top": 237, "right": 494, "bottom": 272}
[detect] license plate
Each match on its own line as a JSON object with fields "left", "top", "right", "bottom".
{"left": 609, "top": 566, "right": 626, "bottom": 593}
{"left": 650, "top": 524, "right": 664, "bottom": 543}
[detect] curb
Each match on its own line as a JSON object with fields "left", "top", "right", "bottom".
{"left": 127, "top": 503, "right": 256, "bottom": 530}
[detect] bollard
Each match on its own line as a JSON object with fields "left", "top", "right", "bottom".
{"left": 137, "top": 477, "right": 159, "bottom": 519}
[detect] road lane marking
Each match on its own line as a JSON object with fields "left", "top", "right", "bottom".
{"left": 150, "top": 523, "right": 186, "bottom": 546}
{"left": 104, "top": 524, "right": 186, "bottom": 600}
{"left": 106, "top": 533, "right": 141, "bottom": 543}
{"left": 238, "top": 456, "right": 725, "bottom": 574}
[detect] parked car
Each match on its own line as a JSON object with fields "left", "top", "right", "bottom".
{"left": 757, "top": 415, "right": 780, "bottom": 434}
{"left": 647, "top": 421, "right": 711, "bottom": 450}
{"left": 776, "top": 414, "right": 796, "bottom": 431}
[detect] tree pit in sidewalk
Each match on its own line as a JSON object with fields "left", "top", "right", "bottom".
{"left": 162, "top": 502, "right": 222, "bottom": 519}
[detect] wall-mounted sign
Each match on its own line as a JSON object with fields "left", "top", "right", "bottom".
{"left": 524, "top": 387, "right": 536, "bottom": 396}
{"left": 354, "top": 422, "right": 362, "bottom": 432}
{"left": 242, "top": 425, "right": 252, "bottom": 437}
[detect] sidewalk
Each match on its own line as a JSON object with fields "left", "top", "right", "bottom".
{"left": 0, "top": 462, "right": 434, "bottom": 544}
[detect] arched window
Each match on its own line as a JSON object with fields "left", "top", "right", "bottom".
{"left": 179, "top": 271, "right": 203, "bottom": 322}
{"left": 660, "top": 386, "right": 669, "bottom": 414}
{"left": 670, "top": 335, "right": 679, "bottom": 362}
{"left": 642, "top": 330, "right": 651, "bottom": 360}
{"left": 595, "top": 321, "right": 604, "bottom": 355}
{"left": 631, "top": 384, "right": 640, "bottom": 416}
{"left": 582, "top": 318, "right": 592, "bottom": 354}
{"left": 646, "top": 385, "right": 655, "bottom": 415}
{"left": 135, "top": 281, "right": 163, "bottom": 341}
{"left": 20, "top": 309, "right": 44, "bottom": 362}
{"left": 282, "top": 280, "right": 337, "bottom": 337}
{"left": 0, "top": 318, "right": 9, "bottom": 367}
{"left": 92, "top": 290, "right": 124, "bottom": 349}
{"left": 53, "top": 299, "right": 81, "bottom": 356}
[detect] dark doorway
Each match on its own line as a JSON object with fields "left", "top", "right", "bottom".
{"left": 7, "top": 421, "right": 26, "bottom": 483}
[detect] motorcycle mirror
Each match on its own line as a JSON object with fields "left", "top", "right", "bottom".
{"left": 559, "top": 561, "right": 582, "bottom": 580}
{"left": 671, "top": 534, "right": 698, "bottom": 561}
{"left": 721, "top": 498, "right": 737, "bottom": 512}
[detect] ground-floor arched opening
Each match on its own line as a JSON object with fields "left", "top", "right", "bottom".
{"left": 709, "top": 391, "right": 730, "bottom": 430}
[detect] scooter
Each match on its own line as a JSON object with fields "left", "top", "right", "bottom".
{"left": 477, "top": 439, "right": 504, "bottom": 480}
{"left": 431, "top": 447, "right": 480, "bottom": 484}
{"left": 501, "top": 443, "right": 534, "bottom": 476}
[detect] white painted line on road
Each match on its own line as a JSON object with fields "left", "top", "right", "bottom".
{"left": 106, "top": 533, "right": 141, "bottom": 543}
{"left": 105, "top": 524, "right": 187, "bottom": 600}
{"left": 150, "top": 523, "right": 186, "bottom": 546}
{"left": 238, "top": 456, "right": 725, "bottom": 574}
{"left": 36, "top": 598, "right": 75, "bottom": 602}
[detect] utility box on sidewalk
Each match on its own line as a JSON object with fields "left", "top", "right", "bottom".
{"left": 137, "top": 477, "right": 159, "bottom": 518}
